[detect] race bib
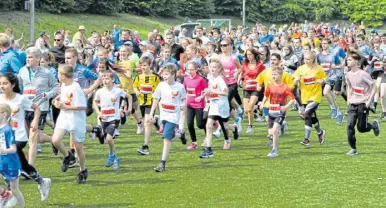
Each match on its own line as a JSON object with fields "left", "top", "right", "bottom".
{"left": 245, "top": 80, "right": 257, "bottom": 91}
{"left": 353, "top": 87, "right": 365, "bottom": 96}
{"left": 224, "top": 69, "right": 231, "bottom": 78}
{"left": 208, "top": 93, "right": 219, "bottom": 100}
{"left": 161, "top": 103, "right": 176, "bottom": 113}
{"left": 304, "top": 76, "right": 315, "bottom": 85}
{"left": 101, "top": 107, "right": 116, "bottom": 117}
{"left": 23, "top": 86, "right": 36, "bottom": 98}
{"left": 11, "top": 118, "right": 18, "bottom": 129}
{"left": 187, "top": 88, "right": 196, "bottom": 97}
{"left": 321, "top": 63, "right": 331, "bottom": 72}
{"left": 269, "top": 104, "right": 281, "bottom": 115}
{"left": 374, "top": 61, "right": 382, "bottom": 70}
{"left": 140, "top": 84, "right": 153, "bottom": 94}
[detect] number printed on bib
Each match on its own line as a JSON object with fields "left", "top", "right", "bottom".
{"left": 303, "top": 76, "right": 315, "bottom": 85}
{"left": 224, "top": 69, "right": 231, "bottom": 78}
{"left": 374, "top": 61, "right": 382, "bottom": 70}
{"left": 140, "top": 84, "right": 153, "bottom": 94}
{"left": 101, "top": 108, "right": 116, "bottom": 117}
{"left": 11, "top": 119, "right": 18, "bottom": 129}
{"left": 23, "top": 87, "right": 36, "bottom": 98}
{"left": 353, "top": 87, "right": 365, "bottom": 96}
{"left": 161, "top": 103, "right": 176, "bottom": 113}
{"left": 208, "top": 93, "right": 219, "bottom": 100}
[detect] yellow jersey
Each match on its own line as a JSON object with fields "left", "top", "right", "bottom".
{"left": 256, "top": 68, "right": 294, "bottom": 107}
{"left": 133, "top": 72, "right": 160, "bottom": 106}
{"left": 117, "top": 60, "right": 135, "bottom": 94}
{"left": 302, "top": 37, "right": 321, "bottom": 48}
{"left": 293, "top": 64, "right": 327, "bottom": 104}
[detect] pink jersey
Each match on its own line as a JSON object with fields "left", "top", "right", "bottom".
{"left": 221, "top": 55, "right": 237, "bottom": 85}
{"left": 183, "top": 74, "right": 208, "bottom": 109}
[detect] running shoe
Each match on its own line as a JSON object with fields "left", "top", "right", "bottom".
{"left": 61, "top": 151, "right": 75, "bottom": 172}
{"left": 236, "top": 117, "right": 242, "bottom": 134}
{"left": 136, "top": 122, "right": 144, "bottom": 135}
{"left": 223, "top": 141, "right": 231, "bottom": 150}
{"left": 318, "top": 130, "right": 326, "bottom": 144}
{"left": 336, "top": 111, "right": 344, "bottom": 125}
{"left": 300, "top": 139, "right": 310, "bottom": 148}
{"left": 112, "top": 157, "right": 120, "bottom": 170}
{"left": 105, "top": 153, "right": 116, "bottom": 167}
{"left": 76, "top": 169, "right": 89, "bottom": 184}
{"left": 267, "top": 150, "right": 279, "bottom": 158}
{"left": 137, "top": 146, "right": 149, "bottom": 155}
{"left": 213, "top": 128, "right": 222, "bottom": 139}
{"left": 254, "top": 115, "right": 264, "bottom": 122}
{"left": 281, "top": 120, "right": 288, "bottom": 135}
{"left": 154, "top": 163, "right": 165, "bottom": 172}
{"left": 246, "top": 126, "right": 254, "bottom": 134}
{"left": 330, "top": 108, "right": 338, "bottom": 119}
{"left": 266, "top": 139, "right": 273, "bottom": 147}
{"left": 38, "top": 178, "right": 51, "bottom": 201}
{"left": 199, "top": 149, "right": 214, "bottom": 158}
{"left": 233, "top": 125, "right": 239, "bottom": 140}
{"left": 373, "top": 120, "right": 380, "bottom": 136}
{"left": 0, "top": 189, "right": 13, "bottom": 207}
{"left": 51, "top": 144, "right": 58, "bottom": 155}
{"left": 187, "top": 143, "right": 197, "bottom": 150}
{"left": 346, "top": 149, "right": 358, "bottom": 156}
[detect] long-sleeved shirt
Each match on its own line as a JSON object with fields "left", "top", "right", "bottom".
{"left": 74, "top": 64, "right": 99, "bottom": 89}
{"left": 19, "top": 66, "right": 58, "bottom": 111}
{"left": 0, "top": 47, "right": 22, "bottom": 75}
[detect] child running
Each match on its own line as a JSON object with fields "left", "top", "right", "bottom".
{"left": 345, "top": 52, "right": 380, "bottom": 155}
{"left": 293, "top": 51, "right": 327, "bottom": 147}
{"left": 93, "top": 71, "right": 127, "bottom": 169}
{"left": 259, "top": 67, "right": 295, "bottom": 157}
{"left": 200, "top": 58, "right": 239, "bottom": 158}
{"left": 149, "top": 63, "right": 187, "bottom": 172}
{"left": 51, "top": 64, "right": 88, "bottom": 184}
{"left": 0, "top": 104, "right": 25, "bottom": 208}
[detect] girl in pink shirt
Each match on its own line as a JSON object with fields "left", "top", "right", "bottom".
{"left": 183, "top": 62, "right": 208, "bottom": 150}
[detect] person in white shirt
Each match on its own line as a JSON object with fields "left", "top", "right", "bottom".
{"left": 51, "top": 64, "right": 88, "bottom": 184}
{"left": 149, "top": 63, "right": 187, "bottom": 172}
{"left": 200, "top": 58, "right": 239, "bottom": 159}
{"left": 93, "top": 71, "right": 127, "bottom": 170}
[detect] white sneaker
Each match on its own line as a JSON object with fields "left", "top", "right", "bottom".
{"left": 114, "top": 129, "right": 120, "bottom": 137}
{"left": 38, "top": 178, "right": 51, "bottom": 201}
{"left": 236, "top": 117, "right": 242, "bottom": 134}
{"left": 213, "top": 128, "right": 222, "bottom": 139}
{"left": 246, "top": 126, "right": 254, "bottom": 134}
{"left": 267, "top": 151, "right": 278, "bottom": 158}
{"left": 4, "top": 194, "right": 17, "bottom": 208}
{"left": 255, "top": 115, "right": 264, "bottom": 122}
{"left": 136, "top": 122, "right": 144, "bottom": 135}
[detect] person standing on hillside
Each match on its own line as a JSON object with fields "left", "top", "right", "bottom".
{"left": 114, "top": 29, "right": 140, "bottom": 55}
{"left": 0, "top": 33, "right": 22, "bottom": 75}
{"left": 72, "top": 26, "right": 88, "bottom": 46}
{"left": 49, "top": 33, "right": 69, "bottom": 65}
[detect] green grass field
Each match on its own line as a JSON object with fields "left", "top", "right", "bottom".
{"left": 18, "top": 97, "right": 386, "bottom": 208}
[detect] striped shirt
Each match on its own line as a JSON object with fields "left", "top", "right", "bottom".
{"left": 19, "top": 66, "right": 58, "bottom": 111}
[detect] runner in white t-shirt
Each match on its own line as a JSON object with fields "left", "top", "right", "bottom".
{"left": 0, "top": 73, "right": 51, "bottom": 201}
{"left": 51, "top": 65, "right": 88, "bottom": 184}
{"left": 93, "top": 71, "right": 127, "bottom": 170}
{"left": 200, "top": 59, "right": 239, "bottom": 159}
{"left": 149, "top": 63, "right": 187, "bottom": 172}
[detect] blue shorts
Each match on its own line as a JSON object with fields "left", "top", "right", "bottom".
{"left": 162, "top": 121, "right": 177, "bottom": 140}
{"left": 263, "top": 107, "right": 269, "bottom": 117}
{"left": 0, "top": 169, "right": 21, "bottom": 181}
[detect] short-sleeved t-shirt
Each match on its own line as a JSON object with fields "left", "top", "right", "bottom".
{"left": 0, "top": 125, "right": 21, "bottom": 171}
{"left": 346, "top": 69, "right": 373, "bottom": 104}
{"left": 56, "top": 82, "right": 87, "bottom": 133}
{"left": 207, "top": 76, "right": 230, "bottom": 118}
{"left": 94, "top": 87, "right": 127, "bottom": 122}
{"left": 293, "top": 65, "right": 327, "bottom": 104}
{"left": 183, "top": 74, "right": 208, "bottom": 109}
{"left": 264, "top": 83, "right": 295, "bottom": 117}
{"left": 153, "top": 82, "right": 186, "bottom": 124}
{"left": 241, "top": 62, "right": 265, "bottom": 91}
{"left": 133, "top": 73, "right": 161, "bottom": 106}
{"left": 0, "top": 94, "right": 33, "bottom": 142}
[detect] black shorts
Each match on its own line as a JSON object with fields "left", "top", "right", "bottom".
{"left": 243, "top": 90, "right": 259, "bottom": 99}
{"left": 86, "top": 95, "right": 94, "bottom": 117}
{"left": 268, "top": 115, "right": 285, "bottom": 129}
{"left": 25, "top": 111, "right": 48, "bottom": 131}
{"left": 102, "top": 120, "right": 120, "bottom": 139}
{"left": 208, "top": 115, "right": 229, "bottom": 123}
{"left": 131, "top": 93, "right": 138, "bottom": 103}
{"left": 140, "top": 105, "right": 152, "bottom": 118}
{"left": 227, "top": 83, "right": 238, "bottom": 102}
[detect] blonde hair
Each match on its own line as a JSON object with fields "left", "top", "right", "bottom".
{"left": 0, "top": 103, "right": 12, "bottom": 125}
{"left": 58, "top": 64, "right": 74, "bottom": 78}
{"left": 101, "top": 70, "right": 114, "bottom": 79}
{"left": 209, "top": 58, "right": 224, "bottom": 72}
{"left": 271, "top": 66, "right": 283, "bottom": 75}
{"left": 0, "top": 33, "right": 11, "bottom": 48}
{"left": 186, "top": 44, "right": 199, "bottom": 54}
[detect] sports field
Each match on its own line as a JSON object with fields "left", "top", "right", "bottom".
{"left": 23, "top": 98, "right": 385, "bottom": 208}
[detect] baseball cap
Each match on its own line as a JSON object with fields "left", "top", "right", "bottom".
{"left": 78, "top": 25, "right": 86, "bottom": 30}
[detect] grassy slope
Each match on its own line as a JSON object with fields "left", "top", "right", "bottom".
{"left": 19, "top": 97, "right": 386, "bottom": 208}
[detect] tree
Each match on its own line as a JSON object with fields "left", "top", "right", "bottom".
{"left": 213, "top": 0, "right": 241, "bottom": 15}
{"left": 341, "top": 0, "right": 386, "bottom": 27}
{"left": 178, "top": 0, "right": 215, "bottom": 18}
{"left": 87, "top": 0, "right": 123, "bottom": 15}
{"left": 37, "top": 0, "right": 75, "bottom": 13}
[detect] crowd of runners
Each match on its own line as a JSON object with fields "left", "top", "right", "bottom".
{"left": 0, "top": 20, "right": 385, "bottom": 207}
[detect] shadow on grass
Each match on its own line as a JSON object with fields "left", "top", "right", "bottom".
{"left": 49, "top": 177, "right": 176, "bottom": 186}
{"left": 51, "top": 202, "right": 133, "bottom": 207}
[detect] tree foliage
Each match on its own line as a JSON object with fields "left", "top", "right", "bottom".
{"left": 341, "top": 0, "right": 386, "bottom": 27}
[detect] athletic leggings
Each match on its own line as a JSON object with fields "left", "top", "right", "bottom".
{"left": 347, "top": 103, "right": 374, "bottom": 149}
{"left": 303, "top": 102, "right": 322, "bottom": 139}
{"left": 186, "top": 106, "right": 206, "bottom": 142}
{"left": 16, "top": 141, "right": 42, "bottom": 184}
{"left": 292, "top": 86, "right": 302, "bottom": 106}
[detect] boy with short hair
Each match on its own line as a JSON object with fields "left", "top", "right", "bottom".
{"left": 149, "top": 63, "right": 187, "bottom": 172}
{"left": 93, "top": 71, "right": 127, "bottom": 169}
{"left": 259, "top": 67, "right": 295, "bottom": 157}
{"left": 51, "top": 64, "right": 88, "bottom": 184}
{"left": 134, "top": 57, "right": 161, "bottom": 155}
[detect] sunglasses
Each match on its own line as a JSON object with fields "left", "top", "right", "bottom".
{"left": 156, "top": 39, "right": 161, "bottom": 41}
{"left": 54, "top": 39, "right": 63, "bottom": 41}
{"left": 220, "top": 44, "right": 229, "bottom": 47}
